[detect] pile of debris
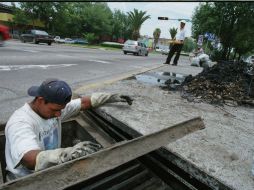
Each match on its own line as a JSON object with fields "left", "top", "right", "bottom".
{"left": 180, "top": 61, "right": 254, "bottom": 106}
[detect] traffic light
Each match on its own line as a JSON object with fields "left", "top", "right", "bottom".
{"left": 158, "top": 17, "right": 169, "bottom": 20}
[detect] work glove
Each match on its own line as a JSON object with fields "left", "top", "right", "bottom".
{"left": 35, "top": 141, "right": 102, "bottom": 171}
{"left": 91, "top": 92, "right": 133, "bottom": 108}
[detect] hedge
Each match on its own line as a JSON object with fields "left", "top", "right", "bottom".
{"left": 101, "top": 42, "right": 124, "bottom": 49}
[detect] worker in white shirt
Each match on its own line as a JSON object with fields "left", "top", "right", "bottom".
{"left": 163, "top": 20, "right": 186, "bottom": 66}
{"left": 5, "top": 78, "right": 133, "bottom": 180}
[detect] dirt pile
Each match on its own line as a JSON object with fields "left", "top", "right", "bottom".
{"left": 180, "top": 61, "right": 254, "bottom": 106}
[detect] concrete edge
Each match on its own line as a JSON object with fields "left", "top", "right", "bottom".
{"left": 74, "top": 64, "right": 165, "bottom": 94}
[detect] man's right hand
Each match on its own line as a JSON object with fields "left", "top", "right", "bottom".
{"left": 91, "top": 93, "right": 133, "bottom": 108}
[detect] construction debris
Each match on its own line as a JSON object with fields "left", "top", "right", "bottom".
{"left": 179, "top": 61, "right": 254, "bottom": 106}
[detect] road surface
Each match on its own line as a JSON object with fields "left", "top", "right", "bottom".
{"left": 0, "top": 40, "right": 190, "bottom": 122}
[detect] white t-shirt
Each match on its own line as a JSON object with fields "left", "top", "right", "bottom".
{"left": 175, "top": 28, "right": 186, "bottom": 41}
{"left": 5, "top": 99, "right": 81, "bottom": 177}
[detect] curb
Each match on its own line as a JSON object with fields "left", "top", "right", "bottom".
{"left": 74, "top": 64, "right": 165, "bottom": 94}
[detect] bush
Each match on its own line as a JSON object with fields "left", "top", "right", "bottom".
{"left": 210, "top": 49, "right": 223, "bottom": 61}
{"left": 84, "top": 33, "right": 98, "bottom": 44}
{"left": 182, "top": 38, "right": 196, "bottom": 53}
{"left": 101, "top": 42, "right": 123, "bottom": 49}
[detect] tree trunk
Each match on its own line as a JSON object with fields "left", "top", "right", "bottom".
{"left": 238, "top": 53, "right": 242, "bottom": 62}
{"left": 222, "top": 46, "right": 227, "bottom": 60}
{"left": 233, "top": 48, "right": 237, "bottom": 61}
{"left": 237, "top": 53, "right": 241, "bottom": 62}
{"left": 226, "top": 47, "right": 231, "bottom": 60}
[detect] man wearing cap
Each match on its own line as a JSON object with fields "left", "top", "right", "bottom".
{"left": 163, "top": 20, "right": 186, "bottom": 66}
{"left": 5, "top": 78, "right": 133, "bottom": 180}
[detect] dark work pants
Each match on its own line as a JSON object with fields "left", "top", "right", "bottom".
{"left": 165, "top": 44, "right": 183, "bottom": 65}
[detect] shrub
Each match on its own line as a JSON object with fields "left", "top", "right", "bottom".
{"left": 101, "top": 42, "right": 123, "bottom": 49}
{"left": 84, "top": 33, "right": 98, "bottom": 44}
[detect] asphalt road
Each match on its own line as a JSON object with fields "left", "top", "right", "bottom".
{"left": 0, "top": 40, "right": 167, "bottom": 122}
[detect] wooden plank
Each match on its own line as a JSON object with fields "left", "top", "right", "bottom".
{"left": 0, "top": 117, "right": 204, "bottom": 190}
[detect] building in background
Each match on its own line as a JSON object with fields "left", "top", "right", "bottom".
{"left": 0, "top": 3, "right": 45, "bottom": 39}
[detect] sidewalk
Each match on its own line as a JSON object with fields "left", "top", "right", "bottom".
{"left": 81, "top": 63, "right": 254, "bottom": 190}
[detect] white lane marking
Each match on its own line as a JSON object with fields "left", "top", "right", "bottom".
{"left": 88, "top": 59, "right": 112, "bottom": 64}
{"left": 130, "top": 65, "right": 144, "bottom": 69}
{"left": 5, "top": 47, "right": 39, "bottom": 53}
{"left": 21, "top": 50, "right": 39, "bottom": 53}
{"left": 0, "top": 64, "right": 77, "bottom": 71}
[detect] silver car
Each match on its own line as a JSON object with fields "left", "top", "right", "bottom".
{"left": 123, "top": 40, "right": 149, "bottom": 56}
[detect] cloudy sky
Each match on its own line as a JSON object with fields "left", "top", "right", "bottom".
{"left": 108, "top": 2, "right": 200, "bottom": 39}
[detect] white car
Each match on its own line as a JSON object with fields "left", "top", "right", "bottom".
{"left": 54, "top": 36, "right": 65, "bottom": 43}
{"left": 64, "top": 38, "right": 74, "bottom": 44}
{"left": 161, "top": 46, "right": 170, "bottom": 55}
{"left": 122, "top": 40, "right": 148, "bottom": 56}
{"left": 155, "top": 45, "right": 169, "bottom": 55}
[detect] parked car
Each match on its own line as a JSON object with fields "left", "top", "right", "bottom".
{"left": 155, "top": 45, "right": 170, "bottom": 55}
{"left": 64, "top": 38, "right": 74, "bottom": 44}
{"left": 122, "top": 40, "right": 149, "bottom": 56}
{"left": 20, "top": 30, "right": 54, "bottom": 45}
{"left": 54, "top": 36, "right": 65, "bottom": 43}
{"left": 73, "top": 38, "right": 88, "bottom": 44}
{"left": 0, "top": 24, "right": 10, "bottom": 46}
{"left": 155, "top": 46, "right": 163, "bottom": 53}
{"left": 161, "top": 46, "right": 170, "bottom": 55}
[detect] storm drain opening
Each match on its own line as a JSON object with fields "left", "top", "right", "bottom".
{"left": 61, "top": 110, "right": 233, "bottom": 190}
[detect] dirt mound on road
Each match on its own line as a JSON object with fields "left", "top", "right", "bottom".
{"left": 180, "top": 61, "right": 254, "bottom": 106}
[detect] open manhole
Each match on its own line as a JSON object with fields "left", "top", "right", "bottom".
{"left": 0, "top": 110, "right": 233, "bottom": 190}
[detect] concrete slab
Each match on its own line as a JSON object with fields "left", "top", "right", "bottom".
{"left": 80, "top": 64, "right": 254, "bottom": 190}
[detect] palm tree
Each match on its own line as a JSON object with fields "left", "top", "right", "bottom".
{"left": 127, "top": 9, "right": 151, "bottom": 40}
{"left": 153, "top": 28, "right": 161, "bottom": 49}
{"left": 169, "top": 27, "right": 178, "bottom": 39}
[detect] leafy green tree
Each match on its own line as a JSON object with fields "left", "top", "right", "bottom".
{"left": 230, "top": 3, "right": 254, "bottom": 60}
{"left": 80, "top": 3, "right": 113, "bottom": 41}
{"left": 127, "top": 9, "right": 151, "bottom": 40}
{"left": 16, "top": 2, "right": 114, "bottom": 40}
{"left": 192, "top": 2, "right": 254, "bottom": 60}
{"left": 169, "top": 27, "right": 177, "bottom": 39}
{"left": 19, "top": 2, "right": 61, "bottom": 31}
{"left": 111, "top": 10, "right": 131, "bottom": 41}
{"left": 84, "top": 33, "right": 97, "bottom": 44}
{"left": 153, "top": 28, "right": 161, "bottom": 49}
{"left": 12, "top": 6, "right": 31, "bottom": 33}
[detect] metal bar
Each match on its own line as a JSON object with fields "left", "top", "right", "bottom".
{"left": 0, "top": 117, "right": 204, "bottom": 190}
{"left": 80, "top": 163, "right": 144, "bottom": 190}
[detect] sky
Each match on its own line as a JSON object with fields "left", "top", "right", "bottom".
{"left": 107, "top": 2, "right": 200, "bottom": 39}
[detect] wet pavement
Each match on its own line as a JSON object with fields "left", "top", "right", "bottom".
{"left": 135, "top": 71, "right": 187, "bottom": 89}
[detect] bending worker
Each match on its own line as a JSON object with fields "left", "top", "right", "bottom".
{"left": 163, "top": 20, "right": 186, "bottom": 66}
{"left": 5, "top": 78, "right": 133, "bottom": 180}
